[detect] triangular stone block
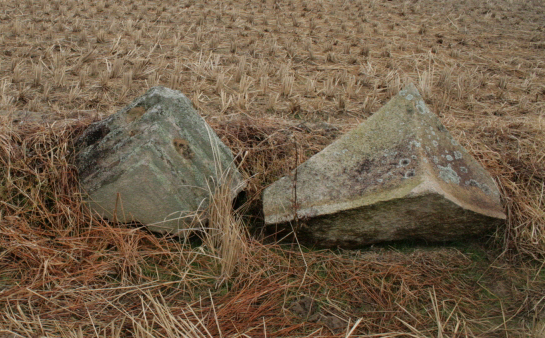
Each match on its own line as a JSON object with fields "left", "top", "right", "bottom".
{"left": 263, "top": 84, "right": 505, "bottom": 247}
{"left": 76, "top": 87, "right": 244, "bottom": 234}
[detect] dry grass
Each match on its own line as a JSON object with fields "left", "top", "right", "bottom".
{"left": 1, "top": 0, "right": 544, "bottom": 336}
{"left": 0, "top": 117, "right": 543, "bottom": 336}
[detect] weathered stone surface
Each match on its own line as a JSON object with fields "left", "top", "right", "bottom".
{"left": 263, "top": 84, "right": 505, "bottom": 247}
{"left": 76, "top": 86, "right": 244, "bottom": 234}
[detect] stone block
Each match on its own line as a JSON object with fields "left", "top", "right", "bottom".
{"left": 263, "top": 84, "right": 505, "bottom": 247}
{"left": 76, "top": 86, "right": 244, "bottom": 234}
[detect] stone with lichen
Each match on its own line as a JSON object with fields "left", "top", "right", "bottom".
{"left": 76, "top": 86, "right": 244, "bottom": 234}
{"left": 263, "top": 83, "right": 505, "bottom": 247}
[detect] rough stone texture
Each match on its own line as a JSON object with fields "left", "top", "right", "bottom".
{"left": 76, "top": 86, "right": 244, "bottom": 234}
{"left": 263, "top": 84, "right": 505, "bottom": 247}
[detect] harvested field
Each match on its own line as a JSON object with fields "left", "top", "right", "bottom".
{"left": 0, "top": 0, "right": 544, "bottom": 336}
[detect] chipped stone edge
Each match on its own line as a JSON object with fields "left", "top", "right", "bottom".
{"left": 264, "top": 83, "right": 506, "bottom": 225}
{"left": 408, "top": 175, "right": 506, "bottom": 220}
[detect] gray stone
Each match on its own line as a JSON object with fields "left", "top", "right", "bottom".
{"left": 263, "top": 84, "right": 505, "bottom": 247}
{"left": 76, "top": 86, "right": 244, "bottom": 234}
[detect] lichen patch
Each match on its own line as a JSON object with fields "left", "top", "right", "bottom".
{"left": 437, "top": 164, "right": 461, "bottom": 184}
{"left": 126, "top": 106, "right": 146, "bottom": 123}
{"left": 173, "top": 138, "right": 193, "bottom": 159}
